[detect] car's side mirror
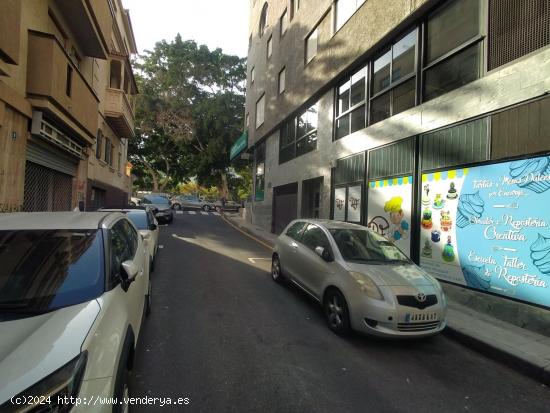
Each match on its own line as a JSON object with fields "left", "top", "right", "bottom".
{"left": 149, "top": 223, "right": 157, "bottom": 231}
{"left": 315, "top": 246, "right": 334, "bottom": 262}
{"left": 120, "top": 260, "right": 139, "bottom": 290}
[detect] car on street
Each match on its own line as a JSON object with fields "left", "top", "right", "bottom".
{"left": 171, "top": 195, "right": 213, "bottom": 211}
{"left": 140, "top": 195, "right": 174, "bottom": 223}
{"left": 271, "top": 219, "right": 447, "bottom": 338}
{"left": 100, "top": 207, "right": 159, "bottom": 271}
{"left": 212, "top": 199, "right": 241, "bottom": 212}
{"left": 0, "top": 211, "right": 151, "bottom": 412}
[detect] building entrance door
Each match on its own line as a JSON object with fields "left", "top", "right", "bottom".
{"left": 272, "top": 182, "right": 298, "bottom": 234}
{"left": 301, "top": 177, "right": 323, "bottom": 218}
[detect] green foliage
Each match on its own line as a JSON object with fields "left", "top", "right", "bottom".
{"left": 129, "top": 35, "right": 247, "bottom": 194}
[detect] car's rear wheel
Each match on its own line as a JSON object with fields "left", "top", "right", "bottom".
{"left": 173, "top": 203, "right": 181, "bottom": 210}
{"left": 324, "top": 289, "right": 351, "bottom": 336}
{"left": 202, "top": 204, "right": 210, "bottom": 212}
{"left": 271, "top": 255, "right": 284, "bottom": 283}
{"left": 113, "top": 349, "right": 132, "bottom": 413}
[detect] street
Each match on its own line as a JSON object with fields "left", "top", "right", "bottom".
{"left": 130, "top": 213, "right": 550, "bottom": 413}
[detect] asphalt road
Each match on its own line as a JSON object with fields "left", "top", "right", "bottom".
{"left": 130, "top": 212, "right": 550, "bottom": 413}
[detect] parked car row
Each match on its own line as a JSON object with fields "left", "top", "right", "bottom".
{"left": 272, "top": 219, "right": 447, "bottom": 338}
{"left": 0, "top": 210, "right": 160, "bottom": 412}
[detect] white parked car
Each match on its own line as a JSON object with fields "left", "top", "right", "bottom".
{"left": 101, "top": 207, "right": 159, "bottom": 272}
{"left": 0, "top": 212, "right": 151, "bottom": 412}
{"left": 272, "top": 219, "right": 447, "bottom": 338}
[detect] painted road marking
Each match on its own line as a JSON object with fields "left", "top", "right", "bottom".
{"left": 176, "top": 211, "right": 183, "bottom": 214}
{"left": 212, "top": 212, "right": 220, "bottom": 216}
{"left": 188, "top": 211, "right": 197, "bottom": 215}
{"left": 247, "top": 258, "right": 271, "bottom": 264}
{"left": 200, "top": 211, "right": 209, "bottom": 215}
{"left": 158, "top": 245, "right": 164, "bottom": 249}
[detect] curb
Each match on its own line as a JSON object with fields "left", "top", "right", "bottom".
{"left": 443, "top": 325, "right": 550, "bottom": 386}
{"left": 221, "top": 214, "right": 274, "bottom": 250}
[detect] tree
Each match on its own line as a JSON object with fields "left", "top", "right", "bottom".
{"left": 129, "top": 35, "right": 247, "bottom": 195}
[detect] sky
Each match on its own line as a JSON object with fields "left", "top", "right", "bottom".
{"left": 122, "top": 0, "right": 250, "bottom": 58}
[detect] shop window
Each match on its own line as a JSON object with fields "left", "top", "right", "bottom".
{"left": 335, "top": 66, "right": 367, "bottom": 139}
{"left": 370, "top": 29, "right": 417, "bottom": 124}
{"left": 279, "top": 100, "right": 319, "bottom": 164}
{"left": 332, "top": 153, "right": 365, "bottom": 223}
{"left": 423, "top": 0, "right": 483, "bottom": 101}
{"left": 367, "top": 139, "right": 415, "bottom": 257}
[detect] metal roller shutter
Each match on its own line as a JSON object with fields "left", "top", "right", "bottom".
{"left": 26, "top": 140, "right": 78, "bottom": 176}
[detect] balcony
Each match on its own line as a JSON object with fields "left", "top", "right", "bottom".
{"left": 104, "top": 88, "right": 135, "bottom": 139}
{"left": 26, "top": 31, "right": 99, "bottom": 144}
{"left": 53, "top": 0, "right": 110, "bottom": 59}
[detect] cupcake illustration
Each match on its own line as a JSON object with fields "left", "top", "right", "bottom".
{"left": 462, "top": 264, "right": 491, "bottom": 290}
{"left": 456, "top": 191, "right": 485, "bottom": 228}
{"left": 530, "top": 233, "right": 550, "bottom": 274}
{"left": 509, "top": 156, "right": 550, "bottom": 193}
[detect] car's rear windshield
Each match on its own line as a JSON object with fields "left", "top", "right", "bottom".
{"left": 329, "top": 228, "right": 409, "bottom": 264}
{"left": 126, "top": 211, "right": 148, "bottom": 230}
{"left": 0, "top": 230, "right": 104, "bottom": 313}
{"left": 143, "top": 196, "right": 170, "bottom": 205}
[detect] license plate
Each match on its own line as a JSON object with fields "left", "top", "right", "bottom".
{"left": 405, "top": 312, "right": 438, "bottom": 323}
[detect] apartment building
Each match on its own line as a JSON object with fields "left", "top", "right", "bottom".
{"left": 0, "top": 0, "right": 136, "bottom": 213}
{"left": 245, "top": 0, "right": 550, "bottom": 320}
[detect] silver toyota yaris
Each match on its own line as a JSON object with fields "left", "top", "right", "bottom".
{"left": 272, "top": 219, "right": 447, "bottom": 338}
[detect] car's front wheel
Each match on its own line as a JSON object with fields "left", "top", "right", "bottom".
{"left": 324, "top": 289, "right": 351, "bottom": 336}
{"left": 172, "top": 203, "right": 181, "bottom": 210}
{"left": 202, "top": 204, "right": 210, "bottom": 212}
{"left": 271, "top": 255, "right": 284, "bottom": 283}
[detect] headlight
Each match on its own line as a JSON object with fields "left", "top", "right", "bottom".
{"left": 1, "top": 352, "right": 87, "bottom": 412}
{"left": 349, "top": 271, "right": 384, "bottom": 300}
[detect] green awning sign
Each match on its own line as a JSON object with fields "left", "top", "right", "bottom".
{"left": 230, "top": 131, "right": 248, "bottom": 161}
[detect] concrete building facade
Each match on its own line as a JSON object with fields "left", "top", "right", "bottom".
{"left": 245, "top": 0, "right": 550, "bottom": 326}
{"left": 0, "top": 0, "right": 136, "bottom": 213}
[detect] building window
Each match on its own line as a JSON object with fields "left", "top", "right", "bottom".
{"left": 290, "top": 0, "right": 300, "bottom": 20}
{"left": 278, "top": 67, "right": 286, "bottom": 94}
{"left": 280, "top": 9, "right": 289, "bottom": 36}
{"left": 104, "top": 138, "right": 111, "bottom": 164}
{"left": 335, "top": 0, "right": 366, "bottom": 32}
{"left": 96, "top": 130, "right": 103, "bottom": 159}
{"left": 423, "top": 0, "right": 483, "bottom": 101}
{"left": 251, "top": 66, "right": 255, "bottom": 84}
{"left": 256, "top": 94, "right": 265, "bottom": 129}
{"left": 66, "top": 65, "right": 73, "bottom": 97}
{"left": 259, "top": 3, "right": 268, "bottom": 37}
{"left": 254, "top": 143, "right": 266, "bottom": 201}
{"left": 370, "top": 28, "right": 417, "bottom": 125}
{"left": 118, "top": 151, "right": 122, "bottom": 173}
{"left": 110, "top": 60, "right": 122, "bottom": 89}
{"left": 110, "top": 143, "right": 115, "bottom": 167}
{"left": 279, "top": 100, "right": 319, "bottom": 164}
{"left": 335, "top": 65, "right": 367, "bottom": 139}
{"left": 305, "top": 27, "right": 318, "bottom": 64}
{"left": 267, "top": 35, "right": 273, "bottom": 59}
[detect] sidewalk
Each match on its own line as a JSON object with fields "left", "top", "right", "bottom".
{"left": 223, "top": 212, "right": 550, "bottom": 385}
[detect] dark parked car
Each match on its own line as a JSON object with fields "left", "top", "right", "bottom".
{"left": 213, "top": 199, "right": 241, "bottom": 212}
{"left": 140, "top": 195, "right": 174, "bottom": 224}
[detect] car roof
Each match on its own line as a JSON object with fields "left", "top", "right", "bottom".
{"left": 100, "top": 208, "right": 149, "bottom": 213}
{"left": 292, "top": 219, "right": 367, "bottom": 231}
{"left": 0, "top": 212, "right": 123, "bottom": 230}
